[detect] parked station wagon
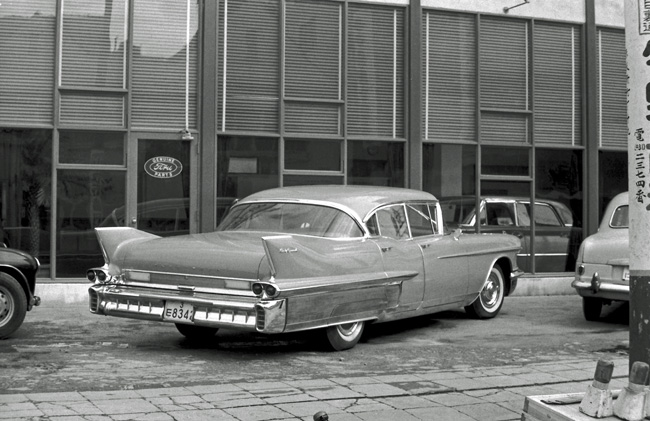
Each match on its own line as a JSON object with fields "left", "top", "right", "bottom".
{"left": 572, "top": 192, "right": 629, "bottom": 321}
{"left": 440, "top": 196, "right": 581, "bottom": 273}
{"left": 87, "top": 186, "right": 523, "bottom": 350}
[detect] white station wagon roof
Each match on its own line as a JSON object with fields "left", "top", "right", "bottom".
{"left": 238, "top": 185, "right": 438, "bottom": 221}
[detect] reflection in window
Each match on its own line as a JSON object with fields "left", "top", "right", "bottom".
{"left": 481, "top": 146, "right": 529, "bottom": 176}
{"left": 57, "top": 170, "right": 125, "bottom": 277}
{"left": 218, "top": 203, "right": 362, "bottom": 238}
{"left": 284, "top": 139, "right": 341, "bottom": 171}
{"left": 374, "top": 205, "right": 408, "bottom": 240}
{"left": 59, "top": 131, "right": 125, "bottom": 165}
{"left": 217, "top": 137, "right": 279, "bottom": 224}
{"left": 423, "top": 144, "right": 476, "bottom": 198}
{"left": 599, "top": 151, "right": 627, "bottom": 220}
{"left": 406, "top": 204, "right": 435, "bottom": 237}
{"left": 348, "top": 141, "right": 404, "bottom": 187}
{"left": 610, "top": 205, "right": 628, "bottom": 228}
{"left": 0, "top": 129, "right": 52, "bottom": 276}
{"left": 61, "top": 0, "right": 126, "bottom": 88}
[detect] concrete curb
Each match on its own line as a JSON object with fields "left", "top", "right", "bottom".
{"left": 35, "top": 276, "right": 576, "bottom": 304}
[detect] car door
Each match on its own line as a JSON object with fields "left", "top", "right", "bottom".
{"left": 516, "top": 201, "right": 573, "bottom": 272}
{"left": 367, "top": 204, "right": 425, "bottom": 312}
{"left": 406, "top": 202, "right": 470, "bottom": 308}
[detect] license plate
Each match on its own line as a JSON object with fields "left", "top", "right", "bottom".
{"left": 163, "top": 301, "right": 194, "bottom": 322}
{"left": 623, "top": 270, "right": 630, "bottom": 282}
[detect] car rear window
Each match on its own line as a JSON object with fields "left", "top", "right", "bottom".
{"left": 217, "top": 202, "right": 364, "bottom": 238}
{"left": 610, "top": 205, "right": 628, "bottom": 228}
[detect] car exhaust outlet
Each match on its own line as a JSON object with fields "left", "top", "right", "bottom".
{"left": 613, "top": 361, "right": 649, "bottom": 421}
{"left": 579, "top": 358, "right": 614, "bottom": 418}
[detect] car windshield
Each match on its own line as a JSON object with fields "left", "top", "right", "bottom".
{"left": 610, "top": 205, "right": 629, "bottom": 228}
{"left": 217, "top": 202, "right": 364, "bottom": 238}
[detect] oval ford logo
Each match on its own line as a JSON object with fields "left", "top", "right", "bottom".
{"left": 144, "top": 157, "right": 183, "bottom": 179}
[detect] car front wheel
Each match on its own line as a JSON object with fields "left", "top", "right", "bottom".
{"left": 465, "top": 264, "right": 505, "bottom": 319}
{"left": 0, "top": 272, "right": 28, "bottom": 339}
{"left": 175, "top": 323, "right": 219, "bottom": 340}
{"left": 582, "top": 297, "right": 603, "bottom": 321}
{"left": 324, "top": 321, "right": 365, "bottom": 351}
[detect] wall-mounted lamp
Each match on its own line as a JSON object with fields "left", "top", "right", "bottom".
{"left": 180, "top": 129, "right": 194, "bottom": 141}
{"left": 503, "top": 0, "right": 529, "bottom": 13}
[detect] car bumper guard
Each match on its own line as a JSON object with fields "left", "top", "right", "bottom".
{"left": 88, "top": 284, "right": 286, "bottom": 333}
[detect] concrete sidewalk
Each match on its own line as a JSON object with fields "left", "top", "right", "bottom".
{"left": 0, "top": 356, "right": 630, "bottom": 421}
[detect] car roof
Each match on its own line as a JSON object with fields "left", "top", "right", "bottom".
{"left": 238, "top": 185, "right": 438, "bottom": 220}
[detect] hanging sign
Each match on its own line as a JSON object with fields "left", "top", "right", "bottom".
{"left": 144, "top": 156, "right": 183, "bottom": 179}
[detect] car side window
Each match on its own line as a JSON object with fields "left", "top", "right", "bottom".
{"left": 373, "top": 205, "right": 409, "bottom": 240}
{"left": 516, "top": 203, "right": 562, "bottom": 227}
{"left": 406, "top": 203, "right": 435, "bottom": 237}
{"left": 483, "top": 203, "right": 515, "bottom": 227}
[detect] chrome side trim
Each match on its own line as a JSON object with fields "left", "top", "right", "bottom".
{"left": 440, "top": 246, "right": 520, "bottom": 259}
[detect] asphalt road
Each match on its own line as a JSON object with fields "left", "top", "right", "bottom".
{"left": 0, "top": 295, "right": 629, "bottom": 394}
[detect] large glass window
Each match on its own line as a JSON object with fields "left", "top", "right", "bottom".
{"left": 56, "top": 170, "right": 125, "bottom": 277}
{"left": 217, "top": 137, "right": 279, "bottom": 224}
{"left": 0, "top": 129, "right": 52, "bottom": 276}
{"left": 59, "top": 131, "right": 125, "bottom": 165}
{"left": 284, "top": 139, "right": 341, "bottom": 172}
{"left": 348, "top": 141, "right": 404, "bottom": 187}
{"left": 423, "top": 144, "right": 476, "bottom": 199}
{"left": 599, "top": 151, "right": 627, "bottom": 220}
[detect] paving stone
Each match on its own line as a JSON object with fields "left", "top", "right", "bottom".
{"left": 136, "top": 387, "right": 194, "bottom": 398}
{"left": 356, "top": 409, "right": 423, "bottom": 420}
{"left": 382, "top": 395, "right": 440, "bottom": 409}
{"left": 481, "top": 375, "right": 531, "bottom": 388}
{"left": 167, "top": 408, "right": 238, "bottom": 421}
{"left": 186, "top": 383, "right": 242, "bottom": 394}
{"left": 407, "top": 405, "right": 476, "bottom": 421}
{"left": 415, "top": 371, "right": 469, "bottom": 381}
{"left": 329, "top": 376, "right": 381, "bottom": 386}
{"left": 225, "top": 405, "right": 293, "bottom": 421}
{"left": 81, "top": 390, "right": 141, "bottom": 401}
{"left": 26, "top": 391, "right": 85, "bottom": 402}
{"left": 464, "top": 388, "right": 522, "bottom": 403}
{"left": 303, "top": 386, "right": 363, "bottom": 400}
{"left": 373, "top": 374, "right": 422, "bottom": 383}
{"left": 430, "top": 376, "right": 494, "bottom": 391}
{"left": 0, "top": 394, "right": 27, "bottom": 404}
{"left": 277, "top": 401, "right": 345, "bottom": 418}
{"left": 92, "top": 398, "right": 159, "bottom": 415}
{"left": 424, "top": 392, "right": 484, "bottom": 406}
{"left": 456, "top": 402, "right": 520, "bottom": 421}
{"left": 112, "top": 412, "right": 173, "bottom": 421}
{"left": 385, "top": 381, "right": 449, "bottom": 395}
{"left": 286, "top": 379, "right": 338, "bottom": 388}
{"left": 348, "top": 382, "right": 410, "bottom": 397}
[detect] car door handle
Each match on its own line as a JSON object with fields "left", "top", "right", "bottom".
{"left": 512, "top": 232, "right": 524, "bottom": 239}
{"left": 381, "top": 246, "right": 392, "bottom": 252}
{"left": 420, "top": 243, "right": 430, "bottom": 249}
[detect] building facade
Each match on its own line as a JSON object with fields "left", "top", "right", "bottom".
{"left": 0, "top": 0, "right": 628, "bottom": 280}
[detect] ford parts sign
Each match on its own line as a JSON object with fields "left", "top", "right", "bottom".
{"left": 144, "top": 157, "right": 183, "bottom": 179}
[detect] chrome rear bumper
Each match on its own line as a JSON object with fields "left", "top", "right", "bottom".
{"left": 88, "top": 284, "right": 286, "bottom": 333}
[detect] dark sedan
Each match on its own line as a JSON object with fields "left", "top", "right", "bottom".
{"left": 0, "top": 244, "right": 41, "bottom": 338}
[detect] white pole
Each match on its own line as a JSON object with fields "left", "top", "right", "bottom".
{"left": 625, "top": 0, "right": 650, "bottom": 369}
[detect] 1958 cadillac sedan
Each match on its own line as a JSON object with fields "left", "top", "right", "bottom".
{"left": 87, "top": 186, "right": 523, "bottom": 350}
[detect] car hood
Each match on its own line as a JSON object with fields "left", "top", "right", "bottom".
{"left": 104, "top": 230, "right": 268, "bottom": 280}
{"left": 580, "top": 229, "right": 628, "bottom": 266}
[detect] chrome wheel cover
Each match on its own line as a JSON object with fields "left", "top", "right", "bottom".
{"left": 480, "top": 269, "right": 503, "bottom": 311}
{"left": 0, "top": 285, "right": 15, "bottom": 328}
{"left": 336, "top": 322, "right": 362, "bottom": 340}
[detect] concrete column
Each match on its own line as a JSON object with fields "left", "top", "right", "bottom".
{"left": 625, "top": 0, "right": 650, "bottom": 371}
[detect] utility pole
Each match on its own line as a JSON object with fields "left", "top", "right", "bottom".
{"left": 625, "top": 0, "right": 650, "bottom": 370}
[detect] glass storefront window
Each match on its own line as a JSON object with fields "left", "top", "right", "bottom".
{"left": 347, "top": 141, "right": 404, "bottom": 187}
{"left": 59, "top": 131, "right": 125, "bottom": 165}
{"left": 284, "top": 139, "right": 341, "bottom": 172}
{"left": 599, "top": 151, "right": 627, "bottom": 220}
{"left": 536, "top": 148, "right": 583, "bottom": 271}
{"left": 0, "top": 129, "right": 52, "bottom": 276}
{"left": 56, "top": 170, "right": 125, "bottom": 277}
{"left": 481, "top": 146, "right": 529, "bottom": 176}
{"left": 284, "top": 175, "right": 344, "bottom": 186}
{"left": 423, "top": 144, "right": 476, "bottom": 199}
{"left": 217, "top": 137, "right": 279, "bottom": 224}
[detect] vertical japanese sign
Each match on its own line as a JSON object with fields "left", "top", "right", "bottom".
{"left": 626, "top": 0, "right": 650, "bottom": 369}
